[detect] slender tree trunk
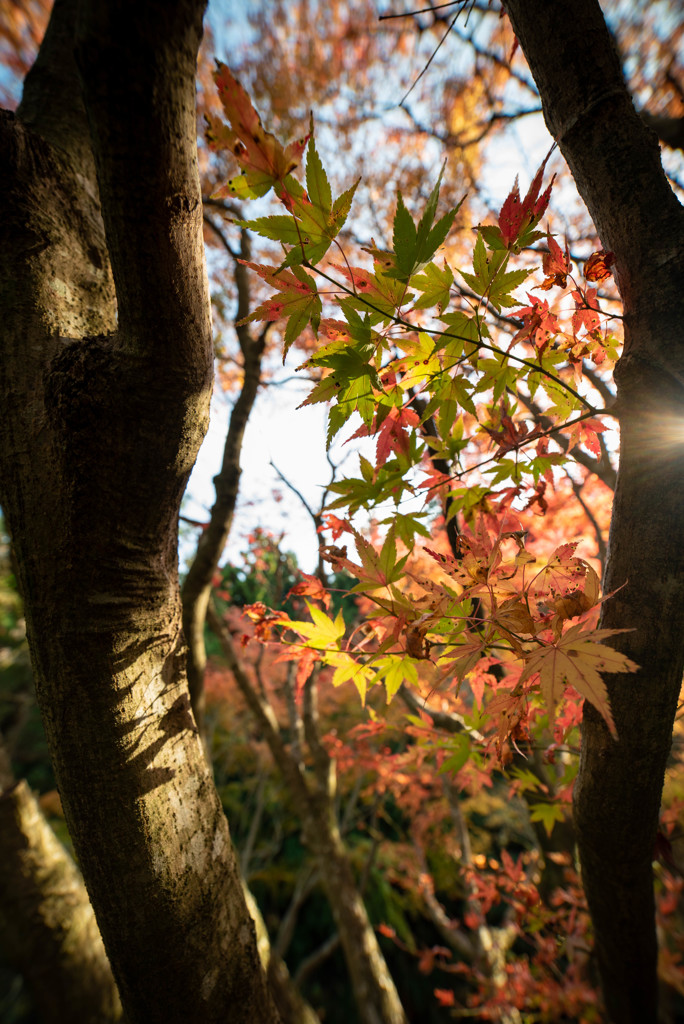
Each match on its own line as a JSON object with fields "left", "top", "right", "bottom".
{"left": 181, "top": 229, "right": 265, "bottom": 732}
{"left": 0, "top": 766, "right": 122, "bottom": 1023}
{"left": 0, "top": 2, "right": 277, "bottom": 1021}
{"left": 243, "top": 883, "right": 322, "bottom": 1024}
{"left": 209, "top": 610, "right": 409, "bottom": 1024}
{"left": 503, "top": 2, "right": 684, "bottom": 1020}
{"left": 305, "top": 821, "right": 408, "bottom": 1024}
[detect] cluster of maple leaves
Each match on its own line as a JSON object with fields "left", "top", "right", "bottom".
{"left": 207, "top": 62, "right": 637, "bottom": 756}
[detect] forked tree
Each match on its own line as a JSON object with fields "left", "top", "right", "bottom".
{"left": 1, "top": 1, "right": 683, "bottom": 1023}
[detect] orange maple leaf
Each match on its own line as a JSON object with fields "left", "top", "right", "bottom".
{"left": 519, "top": 625, "right": 638, "bottom": 739}
{"left": 571, "top": 287, "right": 601, "bottom": 336}
{"left": 286, "top": 572, "right": 331, "bottom": 609}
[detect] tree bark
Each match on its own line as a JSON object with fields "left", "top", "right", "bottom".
{"left": 182, "top": 220, "right": 265, "bottom": 733}
{"left": 209, "top": 609, "right": 409, "bottom": 1024}
{"left": 503, "top": 2, "right": 684, "bottom": 1021}
{"left": 0, "top": 1, "right": 277, "bottom": 1021}
{"left": 0, "top": 777, "right": 123, "bottom": 1024}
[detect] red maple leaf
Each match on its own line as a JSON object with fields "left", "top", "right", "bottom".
{"left": 208, "top": 62, "right": 308, "bottom": 198}
{"left": 483, "top": 409, "right": 538, "bottom": 458}
{"left": 564, "top": 417, "right": 608, "bottom": 457}
{"left": 375, "top": 406, "right": 421, "bottom": 466}
{"left": 319, "top": 513, "right": 352, "bottom": 541}
{"left": 539, "top": 235, "right": 571, "bottom": 290}
{"left": 571, "top": 288, "right": 601, "bottom": 336}
{"left": 498, "top": 155, "right": 554, "bottom": 248}
{"left": 513, "top": 294, "right": 559, "bottom": 349}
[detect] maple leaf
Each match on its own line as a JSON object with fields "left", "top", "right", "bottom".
{"left": 571, "top": 287, "right": 601, "bottom": 336}
{"left": 330, "top": 263, "right": 408, "bottom": 320}
{"left": 482, "top": 409, "right": 537, "bottom": 459}
{"left": 208, "top": 62, "right": 308, "bottom": 199}
{"left": 528, "top": 543, "right": 599, "bottom": 619}
{"left": 348, "top": 526, "right": 410, "bottom": 594}
{"left": 437, "top": 636, "right": 490, "bottom": 685}
{"left": 585, "top": 249, "right": 616, "bottom": 283}
{"left": 410, "top": 261, "right": 454, "bottom": 314}
{"left": 563, "top": 417, "right": 608, "bottom": 457}
{"left": 291, "top": 647, "right": 317, "bottom": 697}
{"left": 386, "top": 170, "right": 463, "bottom": 283}
{"left": 288, "top": 602, "right": 346, "bottom": 649}
{"left": 496, "top": 154, "right": 554, "bottom": 249}
{"left": 286, "top": 572, "right": 330, "bottom": 609}
{"left": 486, "top": 684, "right": 530, "bottom": 752}
{"left": 376, "top": 407, "right": 421, "bottom": 465}
{"left": 241, "top": 136, "right": 359, "bottom": 267}
{"left": 319, "top": 513, "right": 353, "bottom": 541}
{"left": 327, "top": 650, "right": 376, "bottom": 703}
{"left": 538, "top": 234, "right": 571, "bottom": 290}
{"left": 529, "top": 800, "right": 567, "bottom": 837}
{"left": 346, "top": 404, "right": 421, "bottom": 467}
{"left": 238, "top": 261, "right": 320, "bottom": 358}
{"left": 494, "top": 598, "right": 537, "bottom": 639}
{"left": 519, "top": 625, "right": 638, "bottom": 738}
{"left": 374, "top": 654, "right": 419, "bottom": 699}
{"left": 460, "top": 233, "right": 529, "bottom": 311}
{"left": 512, "top": 294, "right": 559, "bottom": 349}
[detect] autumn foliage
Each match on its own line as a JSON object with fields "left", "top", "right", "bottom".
{"left": 199, "top": 64, "right": 684, "bottom": 1020}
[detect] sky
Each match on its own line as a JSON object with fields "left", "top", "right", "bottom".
{"left": 182, "top": 1, "right": 558, "bottom": 573}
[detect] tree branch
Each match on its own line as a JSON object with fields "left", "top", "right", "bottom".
{"left": 75, "top": 0, "right": 211, "bottom": 369}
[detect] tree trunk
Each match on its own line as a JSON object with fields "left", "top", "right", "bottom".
{"left": 305, "top": 822, "right": 408, "bottom": 1024}
{"left": 0, "top": 1, "right": 277, "bottom": 1021}
{"left": 0, "top": 774, "right": 123, "bottom": 1024}
{"left": 243, "top": 883, "right": 322, "bottom": 1024}
{"left": 503, "top": 2, "right": 684, "bottom": 1020}
{"left": 209, "top": 609, "right": 408, "bottom": 1024}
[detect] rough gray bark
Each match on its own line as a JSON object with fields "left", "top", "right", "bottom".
{"left": 503, "top": 2, "right": 684, "bottom": 1021}
{"left": 0, "top": 1, "right": 277, "bottom": 1021}
{"left": 0, "top": 776, "right": 123, "bottom": 1024}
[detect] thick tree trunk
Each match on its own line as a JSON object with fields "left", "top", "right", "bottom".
{"left": 503, "top": 2, "right": 684, "bottom": 1021}
{"left": 0, "top": 774, "right": 122, "bottom": 1024}
{"left": 0, "top": 2, "right": 277, "bottom": 1022}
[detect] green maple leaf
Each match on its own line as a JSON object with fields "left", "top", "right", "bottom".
{"left": 389, "top": 169, "right": 464, "bottom": 283}
{"left": 460, "top": 232, "right": 529, "bottom": 311}
{"left": 349, "top": 526, "right": 409, "bottom": 593}
{"left": 374, "top": 654, "right": 419, "bottom": 701}
{"left": 528, "top": 801, "right": 567, "bottom": 838}
{"left": 410, "top": 261, "right": 454, "bottom": 314}
{"left": 238, "top": 130, "right": 358, "bottom": 268}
